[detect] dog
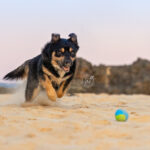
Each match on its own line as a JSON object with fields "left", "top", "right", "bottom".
{"left": 3, "top": 33, "right": 79, "bottom": 102}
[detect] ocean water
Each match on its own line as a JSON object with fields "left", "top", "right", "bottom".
{"left": 0, "top": 82, "right": 17, "bottom": 88}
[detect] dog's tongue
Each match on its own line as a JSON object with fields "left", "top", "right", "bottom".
{"left": 63, "top": 66, "right": 70, "bottom": 72}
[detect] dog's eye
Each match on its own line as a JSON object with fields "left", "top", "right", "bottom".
{"left": 56, "top": 48, "right": 65, "bottom": 57}
{"left": 56, "top": 51, "right": 62, "bottom": 57}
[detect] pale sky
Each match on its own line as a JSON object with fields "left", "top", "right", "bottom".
{"left": 0, "top": 0, "right": 150, "bottom": 81}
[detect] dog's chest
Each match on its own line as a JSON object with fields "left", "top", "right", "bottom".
{"left": 42, "top": 66, "right": 70, "bottom": 88}
{"left": 56, "top": 71, "right": 67, "bottom": 84}
{"left": 58, "top": 70, "right": 66, "bottom": 78}
{"left": 51, "top": 74, "right": 69, "bottom": 90}
{"left": 50, "top": 70, "right": 69, "bottom": 86}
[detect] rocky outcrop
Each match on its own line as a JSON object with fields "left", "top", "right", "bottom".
{"left": 69, "top": 57, "right": 150, "bottom": 94}
{"left": 0, "top": 87, "right": 14, "bottom": 94}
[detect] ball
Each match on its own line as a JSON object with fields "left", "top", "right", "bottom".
{"left": 115, "top": 109, "right": 129, "bottom": 121}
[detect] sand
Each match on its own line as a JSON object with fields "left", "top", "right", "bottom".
{"left": 0, "top": 93, "right": 150, "bottom": 150}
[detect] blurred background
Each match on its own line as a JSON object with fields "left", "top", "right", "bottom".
{"left": 0, "top": 0, "right": 150, "bottom": 94}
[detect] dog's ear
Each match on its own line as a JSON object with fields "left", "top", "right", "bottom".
{"left": 68, "top": 33, "right": 79, "bottom": 49}
{"left": 51, "top": 33, "right": 60, "bottom": 43}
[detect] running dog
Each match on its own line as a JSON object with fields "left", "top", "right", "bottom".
{"left": 4, "top": 33, "right": 79, "bottom": 102}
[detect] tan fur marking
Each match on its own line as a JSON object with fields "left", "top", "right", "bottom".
{"left": 40, "top": 75, "right": 57, "bottom": 101}
{"left": 57, "top": 80, "right": 71, "bottom": 98}
{"left": 42, "top": 65, "right": 71, "bottom": 84}
{"left": 22, "top": 65, "right": 29, "bottom": 79}
{"left": 69, "top": 47, "right": 73, "bottom": 52}
{"left": 52, "top": 51, "right": 64, "bottom": 61}
{"left": 61, "top": 48, "right": 65, "bottom": 53}
{"left": 51, "top": 51, "right": 64, "bottom": 70}
{"left": 56, "top": 82, "right": 65, "bottom": 98}
{"left": 32, "top": 86, "right": 40, "bottom": 100}
{"left": 71, "top": 57, "right": 75, "bottom": 62}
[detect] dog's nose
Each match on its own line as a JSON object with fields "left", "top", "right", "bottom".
{"left": 64, "top": 59, "right": 72, "bottom": 66}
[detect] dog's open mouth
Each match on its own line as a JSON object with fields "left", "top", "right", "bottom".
{"left": 63, "top": 66, "right": 70, "bottom": 72}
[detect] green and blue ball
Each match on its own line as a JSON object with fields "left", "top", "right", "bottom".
{"left": 115, "top": 109, "right": 129, "bottom": 121}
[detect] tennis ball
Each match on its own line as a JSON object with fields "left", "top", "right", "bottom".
{"left": 115, "top": 109, "right": 128, "bottom": 121}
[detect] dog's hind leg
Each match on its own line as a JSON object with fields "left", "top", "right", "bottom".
{"left": 25, "top": 74, "right": 40, "bottom": 102}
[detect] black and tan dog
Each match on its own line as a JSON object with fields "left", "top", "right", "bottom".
{"left": 4, "top": 33, "right": 79, "bottom": 102}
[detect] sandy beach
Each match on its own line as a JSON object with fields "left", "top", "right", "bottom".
{"left": 0, "top": 93, "right": 150, "bottom": 150}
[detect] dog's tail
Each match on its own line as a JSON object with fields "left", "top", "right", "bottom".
{"left": 3, "top": 60, "right": 30, "bottom": 80}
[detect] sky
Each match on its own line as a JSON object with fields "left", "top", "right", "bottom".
{"left": 0, "top": 0, "right": 150, "bottom": 81}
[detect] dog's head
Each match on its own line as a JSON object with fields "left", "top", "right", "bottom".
{"left": 44, "top": 33, "right": 79, "bottom": 73}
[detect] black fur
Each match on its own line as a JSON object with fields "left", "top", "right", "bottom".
{"left": 3, "top": 60, "right": 29, "bottom": 80}
{"left": 3, "top": 33, "right": 79, "bottom": 101}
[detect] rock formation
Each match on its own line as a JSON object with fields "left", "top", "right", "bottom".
{"left": 69, "top": 58, "right": 150, "bottom": 94}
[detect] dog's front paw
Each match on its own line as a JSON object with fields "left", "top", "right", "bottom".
{"left": 57, "top": 92, "right": 64, "bottom": 98}
{"left": 47, "top": 92, "right": 57, "bottom": 101}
